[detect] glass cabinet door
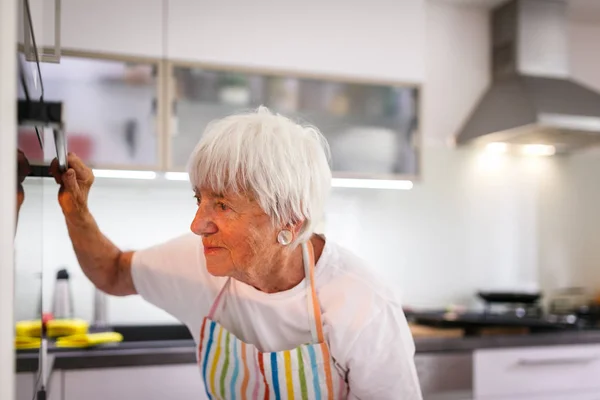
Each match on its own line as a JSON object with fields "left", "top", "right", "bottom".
{"left": 33, "top": 55, "right": 161, "bottom": 170}
{"left": 169, "top": 66, "right": 420, "bottom": 178}
{"left": 14, "top": 52, "right": 47, "bottom": 398}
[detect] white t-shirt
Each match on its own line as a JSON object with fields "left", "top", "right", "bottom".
{"left": 131, "top": 233, "right": 422, "bottom": 400}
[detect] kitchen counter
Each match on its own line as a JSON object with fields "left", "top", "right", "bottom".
{"left": 15, "top": 325, "right": 600, "bottom": 373}
{"left": 16, "top": 340, "right": 197, "bottom": 373}
{"left": 415, "top": 329, "right": 600, "bottom": 353}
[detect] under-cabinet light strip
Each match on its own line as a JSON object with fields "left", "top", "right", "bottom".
{"left": 92, "top": 170, "right": 413, "bottom": 190}
{"left": 164, "top": 172, "right": 189, "bottom": 181}
{"left": 331, "top": 178, "right": 413, "bottom": 190}
{"left": 163, "top": 172, "right": 412, "bottom": 190}
{"left": 92, "top": 169, "right": 157, "bottom": 180}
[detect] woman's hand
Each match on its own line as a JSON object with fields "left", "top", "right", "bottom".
{"left": 50, "top": 153, "right": 95, "bottom": 220}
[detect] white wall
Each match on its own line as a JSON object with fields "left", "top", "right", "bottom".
{"left": 538, "top": 149, "right": 600, "bottom": 298}
{"left": 561, "top": 150, "right": 600, "bottom": 292}
{"left": 15, "top": 178, "right": 196, "bottom": 324}
{"left": 424, "top": 1, "right": 489, "bottom": 145}
{"left": 536, "top": 20, "right": 600, "bottom": 298}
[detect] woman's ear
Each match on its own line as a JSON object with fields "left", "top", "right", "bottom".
{"left": 290, "top": 218, "right": 306, "bottom": 236}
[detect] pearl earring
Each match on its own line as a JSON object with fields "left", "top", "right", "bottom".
{"left": 277, "top": 230, "right": 293, "bottom": 245}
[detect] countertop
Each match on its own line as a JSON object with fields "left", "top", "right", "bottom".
{"left": 15, "top": 326, "right": 600, "bottom": 373}
{"left": 415, "top": 329, "right": 600, "bottom": 352}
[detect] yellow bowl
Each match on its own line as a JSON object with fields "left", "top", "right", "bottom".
{"left": 46, "top": 319, "right": 89, "bottom": 338}
{"left": 15, "top": 320, "right": 42, "bottom": 338}
{"left": 15, "top": 336, "right": 41, "bottom": 350}
{"left": 56, "top": 332, "right": 123, "bottom": 348}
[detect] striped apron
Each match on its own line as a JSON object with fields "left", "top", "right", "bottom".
{"left": 197, "top": 241, "right": 348, "bottom": 400}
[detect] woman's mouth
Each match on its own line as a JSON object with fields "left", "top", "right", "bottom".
{"left": 203, "top": 246, "right": 224, "bottom": 255}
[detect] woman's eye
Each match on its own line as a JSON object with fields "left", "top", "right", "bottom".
{"left": 217, "top": 202, "right": 229, "bottom": 211}
{"left": 193, "top": 195, "right": 201, "bottom": 205}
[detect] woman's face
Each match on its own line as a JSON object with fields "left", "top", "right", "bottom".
{"left": 190, "top": 187, "right": 284, "bottom": 281}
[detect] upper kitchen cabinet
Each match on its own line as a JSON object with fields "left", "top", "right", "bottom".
{"left": 168, "top": 64, "right": 420, "bottom": 178}
{"left": 166, "top": 0, "right": 425, "bottom": 84}
{"left": 30, "top": 55, "right": 162, "bottom": 169}
{"left": 60, "top": 0, "right": 163, "bottom": 58}
{"left": 19, "top": 0, "right": 164, "bottom": 59}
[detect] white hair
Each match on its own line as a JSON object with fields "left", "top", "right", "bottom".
{"left": 187, "top": 106, "right": 332, "bottom": 246}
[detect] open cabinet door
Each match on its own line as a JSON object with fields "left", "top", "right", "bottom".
{"left": 14, "top": 0, "right": 64, "bottom": 399}
{"left": 17, "top": 0, "right": 61, "bottom": 64}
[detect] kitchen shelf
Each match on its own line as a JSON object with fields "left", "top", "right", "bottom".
{"left": 167, "top": 63, "right": 421, "bottom": 179}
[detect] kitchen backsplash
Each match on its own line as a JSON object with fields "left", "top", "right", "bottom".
{"left": 13, "top": 145, "right": 600, "bottom": 325}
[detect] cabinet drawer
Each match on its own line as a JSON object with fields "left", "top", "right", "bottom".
{"left": 479, "top": 391, "right": 600, "bottom": 400}
{"left": 16, "top": 372, "right": 62, "bottom": 400}
{"left": 474, "top": 344, "right": 600, "bottom": 398}
{"left": 64, "top": 365, "right": 204, "bottom": 399}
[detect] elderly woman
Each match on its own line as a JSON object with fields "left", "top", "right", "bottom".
{"left": 51, "top": 107, "right": 422, "bottom": 399}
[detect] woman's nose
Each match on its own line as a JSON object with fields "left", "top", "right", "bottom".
{"left": 190, "top": 207, "right": 218, "bottom": 236}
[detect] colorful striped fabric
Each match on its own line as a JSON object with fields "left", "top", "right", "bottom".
{"left": 198, "top": 319, "right": 346, "bottom": 400}
{"left": 198, "top": 241, "right": 347, "bottom": 399}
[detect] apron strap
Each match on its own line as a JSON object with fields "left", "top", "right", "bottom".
{"left": 207, "top": 277, "right": 232, "bottom": 320}
{"left": 207, "top": 241, "right": 325, "bottom": 344}
{"left": 303, "top": 241, "right": 325, "bottom": 343}
{"left": 304, "top": 240, "right": 337, "bottom": 393}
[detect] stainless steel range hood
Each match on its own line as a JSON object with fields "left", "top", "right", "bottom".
{"left": 456, "top": 0, "right": 600, "bottom": 154}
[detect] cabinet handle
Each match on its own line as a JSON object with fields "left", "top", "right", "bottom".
{"left": 24, "top": 0, "right": 62, "bottom": 63}
{"left": 517, "top": 356, "right": 598, "bottom": 367}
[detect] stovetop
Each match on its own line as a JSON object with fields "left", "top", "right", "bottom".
{"left": 407, "top": 309, "right": 600, "bottom": 336}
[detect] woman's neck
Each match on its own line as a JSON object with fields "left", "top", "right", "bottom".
{"left": 249, "top": 235, "right": 325, "bottom": 294}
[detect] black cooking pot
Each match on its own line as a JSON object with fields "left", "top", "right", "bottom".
{"left": 478, "top": 291, "right": 542, "bottom": 304}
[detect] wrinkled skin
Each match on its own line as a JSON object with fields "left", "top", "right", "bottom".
{"left": 49, "top": 153, "right": 94, "bottom": 218}
{"left": 190, "top": 187, "right": 316, "bottom": 293}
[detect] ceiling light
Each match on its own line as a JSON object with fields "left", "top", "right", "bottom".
{"left": 485, "top": 142, "right": 508, "bottom": 154}
{"left": 520, "top": 144, "right": 556, "bottom": 156}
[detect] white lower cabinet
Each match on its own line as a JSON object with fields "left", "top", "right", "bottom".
{"left": 16, "top": 372, "right": 62, "bottom": 400}
{"left": 483, "top": 393, "right": 600, "bottom": 400}
{"left": 474, "top": 344, "right": 600, "bottom": 400}
{"left": 16, "top": 373, "right": 35, "bottom": 400}
{"left": 63, "top": 364, "right": 204, "bottom": 400}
